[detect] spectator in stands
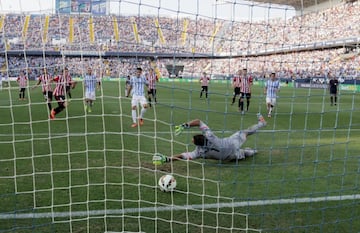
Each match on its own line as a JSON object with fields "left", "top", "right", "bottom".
{"left": 2, "top": 7, "right": 360, "bottom": 85}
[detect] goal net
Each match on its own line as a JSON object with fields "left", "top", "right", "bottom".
{"left": 0, "top": 0, "right": 360, "bottom": 232}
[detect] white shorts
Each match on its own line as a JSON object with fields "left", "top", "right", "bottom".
{"left": 131, "top": 95, "right": 147, "bottom": 107}
{"left": 85, "top": 90, "right": 96, "bottom": 100}
{"left": 266, "top": 97, "right": 277, "bottom": 106}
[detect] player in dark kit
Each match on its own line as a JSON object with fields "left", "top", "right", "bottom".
{"left": 64, "top": 67, "right": 73, "bottom": 101}
{"left": 328, "top": 74, "right": 339, "bottom": 106}
{"left": 231, "top": 70, "right": 242, "bottom": 106}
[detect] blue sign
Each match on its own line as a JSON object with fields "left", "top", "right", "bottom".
{"left": 56, "top": 0, "right": 71, "bottom": 13}
{"left": 57, "top": 0, "right": 107, "bottom": 14}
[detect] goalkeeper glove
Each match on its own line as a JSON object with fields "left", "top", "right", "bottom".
{"left": 174, "top": 123, "right": 190, "bottom": 136}
{"left": 152, "top": 153, "right": 168, "bottom": 165}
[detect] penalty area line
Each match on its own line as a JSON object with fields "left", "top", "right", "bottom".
{"left": 0, "top": 194, "right": 359, "bottom": 219}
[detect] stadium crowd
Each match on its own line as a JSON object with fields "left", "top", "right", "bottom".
{"left": 0, "top": 1, "right": 359, "bottom": 79}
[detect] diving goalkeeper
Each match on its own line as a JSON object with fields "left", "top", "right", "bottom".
{"left": 153, "top": 114, "right": 267, "bottom": 164}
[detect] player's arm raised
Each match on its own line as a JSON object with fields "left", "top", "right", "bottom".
{"left": 174, "top": 119, "right": 202, "bottom": 136}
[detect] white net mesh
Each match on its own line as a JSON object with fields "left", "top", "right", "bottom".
{"left": 0, "top": 0, "right": 360, "bottom": 232}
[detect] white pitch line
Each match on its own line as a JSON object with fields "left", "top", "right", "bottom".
{"left": 0, "top": 194, "right": 359, "bottom": 219}
{"left": 0, "top": 127, "right": 358, "bottom": 138}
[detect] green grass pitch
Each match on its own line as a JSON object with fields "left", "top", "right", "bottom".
{"left": 0, "top": 80, "right": 359, "bottom": 232}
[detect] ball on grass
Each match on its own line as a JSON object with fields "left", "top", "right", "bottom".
{"left": 158, "top": 174, "right": 177, "bottom": 192}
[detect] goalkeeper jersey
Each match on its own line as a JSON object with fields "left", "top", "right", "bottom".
{"left": 180, "top": 120, "right": 264, "bottom": 161}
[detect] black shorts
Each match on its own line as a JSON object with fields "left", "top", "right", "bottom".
{"left": 148, "top": 89, "right": 157, "bottom": 96}
{"left": 43, "top": 91, "right": 53, "bottom": 101}
{"left": 66, "top": 85, "right": 71, "bottom": 92}
{"left": 201, "top": 86, "right": 208, "bottom": 91}
{"left": 55, "top": 95, "right": 65, "bottom": 102}
{"left": 330, "top": 88, "right": 337, "bottom": 95}
{"left": 234, "top": 87, "right": 241, "bottom": 95}
{"left": 240, "top": 92, "right": 251, "bottom": 98}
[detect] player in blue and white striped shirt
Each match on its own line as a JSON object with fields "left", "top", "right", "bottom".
{"left": 84, "top": 67, "right": 100, "bottom": 113}
{"left": 264, "top": 72, "right": 280, "bottom": 118}
{"left": 126, "top": 67, "right": 149, "bottom": 127}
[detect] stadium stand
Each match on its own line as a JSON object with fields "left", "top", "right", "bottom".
{"left": 0, "top": 1, "right": 359, "bottom": 80}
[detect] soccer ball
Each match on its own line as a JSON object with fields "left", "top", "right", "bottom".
{"left": 158, "top": 174, "right": 177, "bottom": 192}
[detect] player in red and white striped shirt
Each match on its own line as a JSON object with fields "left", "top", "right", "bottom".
{"left": 146, "top": 68, "right": 158, "bottom": 107}
{"left": 17, "top": 70, "right": 28, "bottom": 100}
{"left": 33, "top": 68, "right": 53, "bottom": 111}
{"left": 64, "top": 67, "right": 74, "bottom": 101}
{"left": 239, "top": 68, "right": 253, "bottom": 114}
{"left": 50, "top": 67, "right": 68, "bottom": 119}
{"left": 231, "top": 70, "right": 242, "bottom": 106}
{"left": 199, "top": 72, "right": 210, "bottom": 99}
